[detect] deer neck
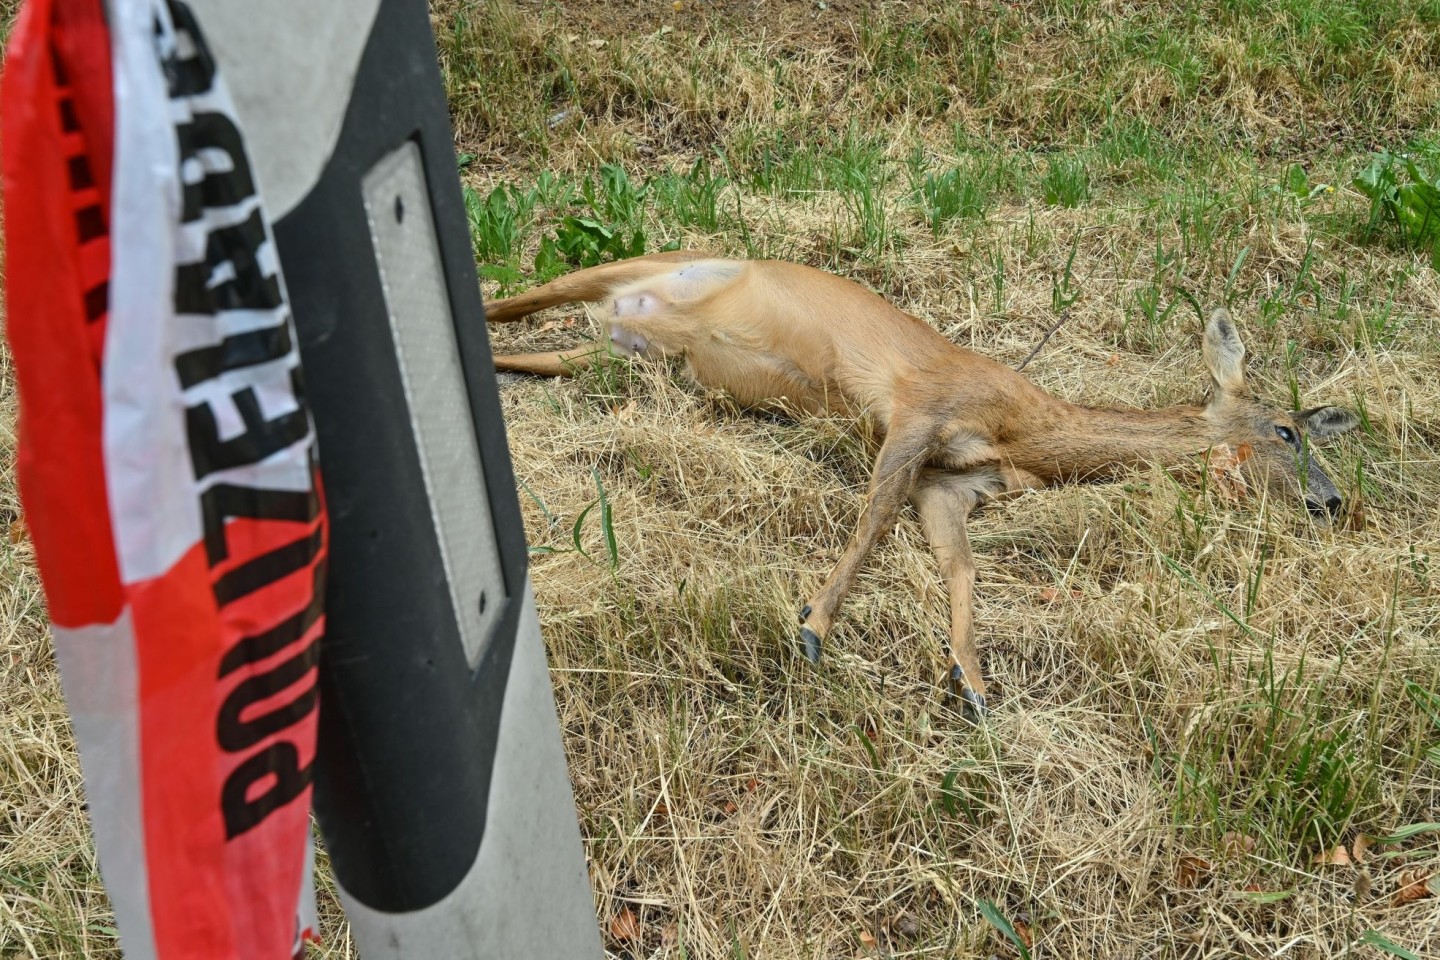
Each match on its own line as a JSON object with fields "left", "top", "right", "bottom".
{"left": 1006, "top": 399, "right": 1220, "bottom": 483}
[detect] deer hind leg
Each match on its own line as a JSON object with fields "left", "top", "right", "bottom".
{"left": 909, "top": 469, "right": 988, "bottom": 721}
{"left": 798, "top": 421, "right": 935, "bottom": 663}
{"left": 484, "top": 250, "right": 710, "bottom": 324}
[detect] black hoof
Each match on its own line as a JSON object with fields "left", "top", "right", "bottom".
{"left": 799, "top": 626, "right": 822, "bottom": 663}
{"left": 799, "top": 604, "right": 812, "bottom": 624}
{"left": 947, "top": 665, "right": 987, "bottom": 723}
{"left": 960, "top": 688, "right": 987, "bottom": 724}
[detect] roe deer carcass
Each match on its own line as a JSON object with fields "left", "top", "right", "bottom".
{"left": 485, "top": 251, "right": 1359, "bottom": 718}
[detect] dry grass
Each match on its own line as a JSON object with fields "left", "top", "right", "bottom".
{"left": 5, "top": 1, "right": 1440, "bottom": 958}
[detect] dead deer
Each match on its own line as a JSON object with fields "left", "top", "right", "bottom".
{"left": 485, "top": 251, "right": 1359, "bottom": 718}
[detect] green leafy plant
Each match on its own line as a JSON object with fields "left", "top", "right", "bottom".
{"left": 1277, "top": 162, "right": 1334, "bottom": 205}
{"left": 464, "top": 183, "right": 530, "bottom": 261}
{"left": 537, "top": 164, "right": 649, "bottom": 272}
{"left": 1354, "top": 151, "right": 1440, "bottom": 265}
{"left": 551, "top": 217, "right": 646, "bottom": 268}
{"left": 531, "top": 169, "right": 577, "bottom": 209}
{"left": 586, "top": 163, "right": 648, "bottom": 228}
{"left": 936, "top": 761, "right": 987, "bottom": 826}
{"left": 837, "top": 179, "right": 893, "bottom": 262}
{"left": 465, "top": 183, "right": 535, "bottom": 295}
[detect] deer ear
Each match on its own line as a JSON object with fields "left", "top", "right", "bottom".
{"left": 1297, "top": 405, "right": 1360, "bottom": 440}
{"left": 1203, "top": 307, "right": 1248, "bottom": 397}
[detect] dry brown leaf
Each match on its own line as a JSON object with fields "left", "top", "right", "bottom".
{"left": 1392, "top": 870, "right": 1434, "bottom": 906}
{"left": 858, "top": 928, "right": 878, "bottom": 950}
{"left": 1176, "top": 856, "right": 1212, "bottom": 888}
{"left": 1222, "top": 832, "right": 1257, "bottom": 858}
{"left": 722, "top": 799, "right": 738, "bottom": 815}
{"left": 1038, "top": 586, "right": 1082, "bottom": 603}
{"left": 1313, "top": 845, "right": 1352, "bottom": 866}
{"left": 1106, "top": 352, "right": 1121, "bottom": 366}
{"left": 745, "top": 777, "right": 760, "bottom": 793}
{"left": 1352, "top": 834, "right": 1375, "bottom": 863}
{"left": 1013, "top": 920, "right": 1034, "bottom": 948}
{"left": 609, "top": 907, "right": 641, "bottom": 941}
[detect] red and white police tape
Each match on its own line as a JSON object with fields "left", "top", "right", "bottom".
{"left": 4, "top": 1, "right": 325, "bottom": 956}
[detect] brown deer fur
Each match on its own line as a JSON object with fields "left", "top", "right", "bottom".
{"left": 485, "top": 251, "right": 1359, "bottom": 717}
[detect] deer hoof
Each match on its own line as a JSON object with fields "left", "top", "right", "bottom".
{"left": 947, "top": 664, "right": 987, "bottom": 723}
{"left": 799, "top": 626, "right": 822, "bottom": 663}
{"left": 959, "top": 688, "right": 987, "bottom": 724}
{"left": 798, "top": 604, "right": 812, "bottom": 624}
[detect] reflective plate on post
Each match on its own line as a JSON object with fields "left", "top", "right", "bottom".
{"left": 361, "top": 141, "right": 504, "bottom": 669}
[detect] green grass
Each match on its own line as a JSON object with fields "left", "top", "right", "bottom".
{"left": 1041, "top": 155, "right": 1092, "bottom": 208}
{"left": 651, "top": 159, "right": 729, "bottom": 234}
{"left": 916, "top": 162, "right": 1001, "bottom": 231}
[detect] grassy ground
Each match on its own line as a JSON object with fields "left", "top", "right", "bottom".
{"left": 4, "top": 0, "right": 1440, "bottom": 957}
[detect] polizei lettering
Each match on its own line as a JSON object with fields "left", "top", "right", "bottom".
{"left": 157, "top": 1, "right": 326, "bottom": 841}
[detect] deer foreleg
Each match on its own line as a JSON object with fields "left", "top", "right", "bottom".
{"left": 492, "top": 346, "right": 608, "bottom": 378}
{"left": 798, "top": 424, "right": 933, "bottom": 662}
{"left": 910, "top": 470, "right": 987, "bottom": 721}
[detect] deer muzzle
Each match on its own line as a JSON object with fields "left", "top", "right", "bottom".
{"left": 1303, "top": 454, "right": 1344, "bottom": 519}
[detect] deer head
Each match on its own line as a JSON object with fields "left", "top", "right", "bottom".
{"left": 1202, "top": 308, "right": 1360, "bottom": 518}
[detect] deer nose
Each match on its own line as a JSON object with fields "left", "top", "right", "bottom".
{"left": 1307, "top": 495, "right": 1343, "bottom": 519}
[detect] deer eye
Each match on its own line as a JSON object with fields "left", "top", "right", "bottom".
{"left": 1274, "top": 425, "right": 1297, "bottom": 445}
